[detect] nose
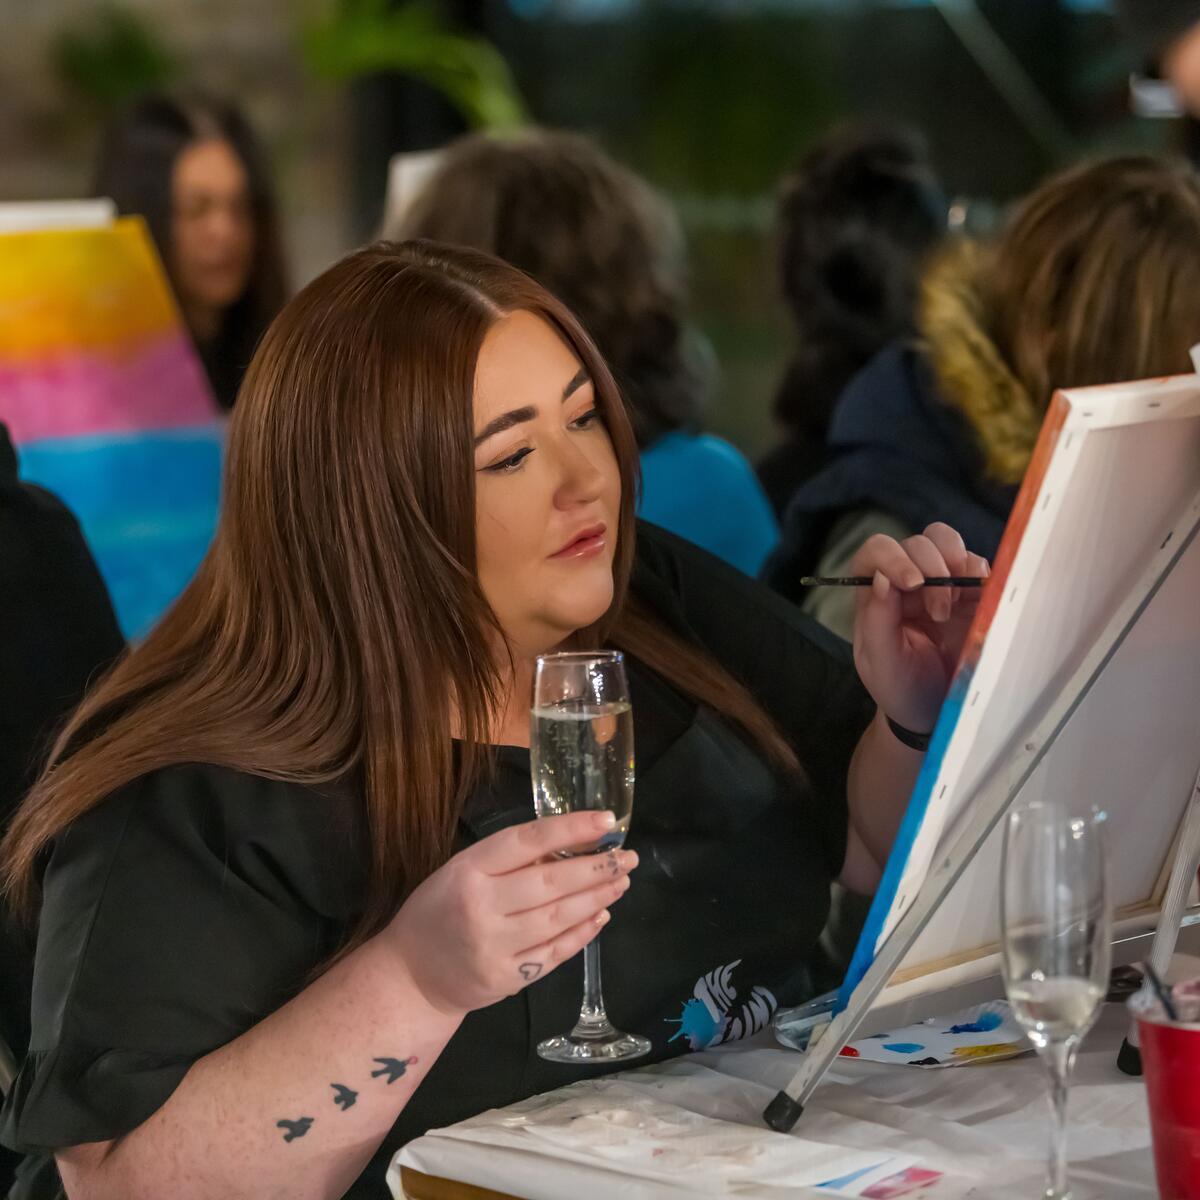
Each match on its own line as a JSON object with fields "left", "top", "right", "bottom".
{"left": 202, "top": 203, "right": 249, "bottom": 250}
{"left": 552, "top": 432, "right": 605, "bottom": 511}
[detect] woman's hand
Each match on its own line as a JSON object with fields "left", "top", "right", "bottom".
{"left": 387, "top": 810, "right": 637, "bottom": 1017}
{"left": 851, "top": 522, "right": 989, "bottom": 735}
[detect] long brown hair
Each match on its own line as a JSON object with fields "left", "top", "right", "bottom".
{"left": 3, "top": 240, "right": 795, "bottom": 954}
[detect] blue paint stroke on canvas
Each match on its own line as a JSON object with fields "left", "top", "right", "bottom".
{"left": 837, "top": 668, "right": 973, "bottom": 1011}
{"left": 19, "top": 427, "right": 223, "bottom": 638}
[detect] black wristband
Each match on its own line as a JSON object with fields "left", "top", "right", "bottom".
{"left": 886, "top": 715, "right": 932, "bottom": 753}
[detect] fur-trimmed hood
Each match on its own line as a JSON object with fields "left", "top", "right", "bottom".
{"left": 917, "top": 239, "right": 1043, "bottom": 487}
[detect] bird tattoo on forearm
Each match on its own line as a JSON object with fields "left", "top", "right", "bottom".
{"left": 277, "top": 1116, "right": 314, "bottom": 1142}
{"left": 371, "top": 1055, "right": 419, "bottom": 1084}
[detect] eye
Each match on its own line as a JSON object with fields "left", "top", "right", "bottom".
{"left": 484, "top": 447, "right": 533, "bottom": 474}
{"left": 570, "top": 408, "right": 603, "bottom": 430}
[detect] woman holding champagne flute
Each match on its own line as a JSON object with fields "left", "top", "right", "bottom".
{"left": 0, "top": 241, "right": 987, "bottom": 1199}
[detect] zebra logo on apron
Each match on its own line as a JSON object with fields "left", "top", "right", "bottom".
{"left": 665, "top": 960, "right": 777, "bottom": 1051}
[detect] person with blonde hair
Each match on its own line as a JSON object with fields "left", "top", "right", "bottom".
{"left": 390, "top": 130, "right": 779, "bottom": 575}
{"left": 765, "top": 154, "right": 1200, "bottom": 639}
{"left": 0, "top": 240, "right": 985, "bottom": 1198}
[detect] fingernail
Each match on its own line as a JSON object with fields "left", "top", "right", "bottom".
{"left": 619, "top": 850, "right": 639, "bottom": 870}
{"left": 872, "top": 570, "right": 890, "bottom": 600}
{"left": 617, "top": 875, "right": 630, "bottom": 892}
{"left": 596, "top": 909, "right": 611, "bottom": 926}
{"left": 983, "top": 561, "right": 991, "bottom": 577}
{"left": 905, "top": 571, "right": 924, "bottom": 590}
{"left": 597, "top": 811, "right": 617, "bottom": 829}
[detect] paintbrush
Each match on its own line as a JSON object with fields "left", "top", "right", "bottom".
{"left": 800, "top": 576, "right": 986, "bottom": 588}
{"left": 1143, "top": 961, "right": 1179, "bottom": 1022}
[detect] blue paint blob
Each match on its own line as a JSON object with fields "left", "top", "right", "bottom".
{"left": 883, "top": 1042, "right": 925, "bottom": 1055}
{"left": 945, "top": 1011, "right": 1003, "bottom": 1035}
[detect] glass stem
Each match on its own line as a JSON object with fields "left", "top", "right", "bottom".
{"left": 578, "top": 939, "right": 609, "bottom": 1027}
{"left": 1044, "top": 1038, "right": 1077, "bottom": 1199}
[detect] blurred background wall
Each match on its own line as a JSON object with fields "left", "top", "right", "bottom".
{"left": 0, "top": 0, "right": 1168, "bottom": 455}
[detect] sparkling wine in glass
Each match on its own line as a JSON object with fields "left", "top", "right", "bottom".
{"left": 530, "top": 651, "right": 650, "bottom": 1063}
{"left": 1001, "top": 802, "right": 1111, "bottom": 1200}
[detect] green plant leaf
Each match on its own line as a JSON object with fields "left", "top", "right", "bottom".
{"left": 302, "top": 0, "right": 526, "bottom": 130}
{"left": 52, "top": 4, "right": 175, "bottom": 110}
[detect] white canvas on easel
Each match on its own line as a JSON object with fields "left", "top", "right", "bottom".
{"left": 0, "top": 198, "right": 115, "bottom": 233}
{"left": 767, "top": 371, "right": 1200, "bottom": 1128}
{"left": 881, "top": 375, "right": 1200, "bottom": 999}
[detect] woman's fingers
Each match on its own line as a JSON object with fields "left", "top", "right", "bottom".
{"left": 922, "top": 523, "right": 969, "bottom": 576}
{"left": 851, "top": 534, "right": 924, "bottom": 592}
{"left": 506, "top": 872, "right": 631, "bottom": 952}
{"left": 498, "top": 849, "right": 638, "bottom": 915}
{"left": 900, "top": 535, "right": 953, "bottom": 623}
{"left": 510, "top": 909, "right": 613, "bottom": 988}
{"left": 965, "top": 551, "right": 991, "bottom": 581}
{"left": 469, "top": 810, "right": 616, "bottom": 874}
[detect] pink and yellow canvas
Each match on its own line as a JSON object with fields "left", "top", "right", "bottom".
{"left": 0, "top": 216, "right": 223, "bottom": 636}
{"left": 0, "top": 216, "right": 215, "bottom": 444}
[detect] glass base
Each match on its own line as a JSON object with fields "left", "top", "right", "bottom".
{"left": 537, "top": 1025, "right": 652, "bottom": 1063}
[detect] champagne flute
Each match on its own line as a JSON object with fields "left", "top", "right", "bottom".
{"left": 530, "top": 651, "right": 650, "bottom": 1063}
{"left": 1001, "top": 802, "right": 1111, "bottom": 1200}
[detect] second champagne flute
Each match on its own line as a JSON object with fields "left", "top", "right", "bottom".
{"left": 1001, "top": 801, "right": 1111, "bottom": 1200}
{"left": 530, "top": 650, "right": 650, "bottom": 1063}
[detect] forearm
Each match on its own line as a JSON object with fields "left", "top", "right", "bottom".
{"left": 846, "top": 708, "right": 925, "bottom": 873}
{"left": 58, "top": 932, "right": 463, "bottom": 1200}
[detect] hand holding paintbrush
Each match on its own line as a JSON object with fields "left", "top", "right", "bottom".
{"left": 838, "top": 525, "right": 990, "bottom": 739}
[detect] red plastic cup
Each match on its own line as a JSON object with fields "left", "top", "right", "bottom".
{"left": 1130, "top": 981, "right": 1200, "bottom": 1200}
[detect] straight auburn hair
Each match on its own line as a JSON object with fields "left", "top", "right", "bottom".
{"left": 3, "top": 240, "right": 797, "bottom": 956}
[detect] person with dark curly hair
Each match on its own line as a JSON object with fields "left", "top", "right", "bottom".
{"left": 389, "top": 130, "right": 778, "bottom": 575}
{"left": 757, "top": 122, "right": 947, "bottom": 517}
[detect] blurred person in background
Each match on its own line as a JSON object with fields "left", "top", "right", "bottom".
{"left": 764, "top": 155, "right": 1200, "bottom": 641}
{"left": 0, "top": 424, "right": 123, "bottom": 1194}
{"left": 390, "top": 130, "right": 779, "bottom": 576}
{"left": 95, "top": 93, "right": 289, "bottom": 411}
{"left": 1117, "top": 0, "right": 1200, "bottom": 161}
{"left": 757, "top": 123, "right": 947, "bottom": 517}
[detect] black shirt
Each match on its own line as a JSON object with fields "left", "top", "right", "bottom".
{"left": 1, "top": 524, "right": 873, "bottom": 1198}
{"left": 0, "top": 425, "right": 123, "bottom": 1197}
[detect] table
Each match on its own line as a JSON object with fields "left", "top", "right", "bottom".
{"left": 393, "top": 1000, "right": 1158, "bottom": 1199}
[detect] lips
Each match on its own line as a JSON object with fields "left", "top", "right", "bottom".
{"left": 550, "top": 523, "right": 607, "bottom": 560}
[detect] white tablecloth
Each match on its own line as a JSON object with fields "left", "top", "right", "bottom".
{"left": 393, "top": 1001, "right": 1156, "bottom": 1199}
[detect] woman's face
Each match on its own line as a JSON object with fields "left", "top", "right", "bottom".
{"left": 170, "top": 137, "right": 256, "bottom": 320}
{"left": 473, "top": 310, "right": 622, "bottom": 659}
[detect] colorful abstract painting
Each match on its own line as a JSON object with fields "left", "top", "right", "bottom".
{"left": 0, "top": 217, "right": 223, "bottom": 637}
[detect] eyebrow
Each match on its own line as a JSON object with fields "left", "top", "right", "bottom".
{"left": 473, "top": 368, "right": 592, "bottom": 446}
